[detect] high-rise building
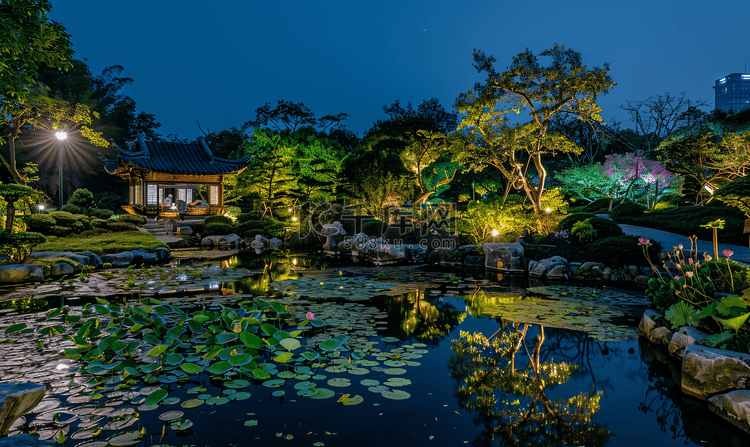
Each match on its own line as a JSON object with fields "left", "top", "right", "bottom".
{"left": 715, "top": 73, "right": 750, "bottom": 114}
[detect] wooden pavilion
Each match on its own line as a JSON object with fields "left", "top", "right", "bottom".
{"left": 103, "top": 134, "right": 249, "bottom": 219}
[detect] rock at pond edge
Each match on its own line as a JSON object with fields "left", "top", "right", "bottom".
{"left": 708, "top": 390, "right": 750, "bottom": 434}
{"left": 681, "top": 345, "right": 750, "bottom": 400}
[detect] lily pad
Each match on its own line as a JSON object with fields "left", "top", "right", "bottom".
{"left": 158, "top": 410, "right": 184, "bottom": 421}
{"left": 181, "top": 399, "right": 205, "bottom": 408}
{"left": 144, "top": 389, "right": 167, "bottom": 406}
{"left": 382, "top": 389, "right": 411, "bottom": 400}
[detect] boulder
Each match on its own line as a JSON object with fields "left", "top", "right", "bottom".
{"left": 484, "top": 243, "right": 525, "bottom": 273}
{"left": 50, "top": 263, "right": 74, "bottom": 276}
{"left": 201, "top": 235, "right": 225, "bottom": 247}
{"left": 668, "top": 327, "right": 708, "bottom": 359}
{"left": 166, "top": 239, "right": 189, "bottom": 249}
{"left": 28, "top": 251, "right": 88, "bottom": 269}
{"left": 131, "top": 249, "right": 158, "bottom": 263}
{"left": 268, "top": 237, "right": 283, "bottom": 249}
{"left": 708, "top": 390, "right": 750, "bottom": 433}
{"left": 528, "top": 256, "right": 568, "bottom": 278}
{"left": 0, "top": 382, "right": 46, "bottom": 436}
{"left": 76, "top": 251, "right": 102, "bottom": 268}
{"left": 637, "top": 309, "right": 663, "bottom": 338}
{"left": 0, "top": 264, "right": 44, "bottom": 284}
{"left": 153, "top": 247, "right": 171, "bottom": 260}
{"left": 428, "top": 247, "right": 459, "bottom": 265}
{"left": 580, "top": 261, "right": 605, "bottom": 270}
{"left": 347, "top": 233, "right": 376, "bottom": 260}
{"left": 649, "top": 326, "right": 673, "bottom": 345}
{"left": 547, "top": 264, "right": 568, "bottom": 279}
{"left": 634, "top": 275, "right": 651, "bottom": 287}
{"left": 464, "top": 255, "right": 485, "bottom": 268}
{"left": 99, "top": 251, "right": 135, "bottom": 268}
{"left": 682, "top": 345, "right": 750, "bottom": 399}
{"left": 249, "top": 235, "right": 267, "bottom": 253}
{"left": 628, "top": 265, "right": 640, "bottom": 278}
{"left": 218, "top": 234, "right": 243, "bottom": 247}
{"left": 403, "top": 244, "right": 427, "bottom": 263}
{"left": 372, "top": 240, "right": 406, "bottom": 265}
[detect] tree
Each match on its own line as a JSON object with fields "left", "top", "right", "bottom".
{"left": 619, "top": 92, "right": 710, "bottom": 151}
{"left": 0, "top": 0, "right": 73, "bottom": 104}
{"left": 456, "top": 44, "right": 615, "bottom": 214}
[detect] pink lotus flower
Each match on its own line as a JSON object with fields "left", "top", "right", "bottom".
{"left": 674, "top": 275, "right": 680, "bottom": 280}
{"left": 638, "top": 237, "right": 650, "bottom": 245}
{"left": 723, "top": 249, "right": 734, "bottom": 257}
{"left": 704, "top": 254, "right": 712, "bottom": 262}
{"left": 306, "top": 312, "right": 315, "bottom": 320}
{"left": 688, "top": 258, "right": 693, "bottom": 265}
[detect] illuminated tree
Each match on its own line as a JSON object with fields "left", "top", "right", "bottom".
{"left": 456, "top": 44, "right": 615, "bottom": 214}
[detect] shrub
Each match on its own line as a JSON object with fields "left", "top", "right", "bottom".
{"left": 24, "top": 214, "right": 57, "bottom": 234}
{"left": 104, "top": 222, "right": 138, "bottom": 232}
{"left": 117, "top": 214, "right": 147, "bottom": 226}
{"left": 189, "top": 222, "right": 206, "bottom": 236}
{"left": 242, "top": 228, "right": 266, "bottom": 240}
{"left": 609, "top": 200, "right": 647, "bottom": 221}
{"left": 572, "top": 219, "right": 597, "bottom": 242}
{"left": 90, "top": 218, "right": 109, "bottom": 229}
{"left": 203, "top": 222, "right": 236, "bottom": 236}
{"left": 80, "top": 229, "right": 104, "bottom": 237}
{"left": 589, "top": 216, "right": 624, "bottom": 239}
{"left": 557, "top": 213, "right": 596, "bottom": 232}
{"left": 205, "top": 215, "right": 234, "bottom": 225}
{"left": 67, "top": 188, "right": 95, "bottom": 211}
{"left": 49, "top": 211, "right": 90, "bottom": 230}
{"left": 88, "top": 208, "right": 114, "bottom": 220}
{"left": 577, "top": 198, "right": 613, "bottom": 214}
{"left": 61, "top": 204, "right": 82, "bottom": 214}
{"left": 699, "top": 259, "right": 750, "bottom": 294}
{"left": 50, "top": 226, "right": 73, "bottom": 237}
{"left": 0, "top": 231, "right": 46, "bottom": 262}
{"left": 585, "top": 235, "right": 662, "bottom": 268}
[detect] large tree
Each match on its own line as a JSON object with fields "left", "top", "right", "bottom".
{"left": 455, "top": 44, "right": 615, "bottom": 214}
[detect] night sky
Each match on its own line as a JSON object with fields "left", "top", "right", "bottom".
{"left": 49, "top": 0, "right": 750, "bottom": 140}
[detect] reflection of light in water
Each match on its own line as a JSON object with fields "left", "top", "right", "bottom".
{"left": 221, "top": 256, "right": 238, "bottom": 269}
{"left": 209, "top": 282, "right": 220, "bottom": 290}
{"left": 146, "top": 280, "right": 155, "bottom": 284}
{"left": 178, "top": 274, "right": 188, "bottom": 281}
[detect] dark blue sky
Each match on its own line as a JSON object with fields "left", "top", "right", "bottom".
{"left": 50, "top": 0, "right": 750, "bottom": 140}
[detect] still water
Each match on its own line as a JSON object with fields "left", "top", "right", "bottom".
{"left": 1, "top": 261, "right": 748, "bottom": 447}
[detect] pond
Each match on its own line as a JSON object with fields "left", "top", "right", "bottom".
{"left": 1, "top": 259, "right": 749, "bottom": 447}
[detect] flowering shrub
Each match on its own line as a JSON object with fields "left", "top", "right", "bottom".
{"left": 640, "top": 238, "right": 750, "bottom": 349}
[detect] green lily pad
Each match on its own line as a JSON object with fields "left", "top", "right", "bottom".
{"left": 158, "top": 410, "right": 184, "bottom": 421}
{"left": 382, "top": 389, "right": 411, "bottom": 400}
{"left": 208, "top": 361, "right": 232, "bottom": 375}
{"left": 230, "top": 391, "right": 251, "bottom": 401}
{"left": 309, "top": 388, "right": 336, "bottom": 399}
{"left": 181, "top": 399, "right": 204, "bottom": 408}
{"left": 144, "top": 389, "right": 167, "bottom": 406}
{"left": 327, "top": 378, "right": 351, "bottom": 387}
{"left": 262, "top": 379, "right": 285, "bottom": 388}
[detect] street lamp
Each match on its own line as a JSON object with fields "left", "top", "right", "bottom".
{"left": 55, "top": 131, "right": 67, "bottom": 209}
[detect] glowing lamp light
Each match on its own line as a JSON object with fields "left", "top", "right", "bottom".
{"left": 288, "top": 208, "right": 293, "bottom": 212}
{"left": 545, "top": 207, "right": 552, "bottom": 213}
{"left": 38, "top": 205, "right": 44, "bottom": 211}
{"left": 292, "top": 258, "right": 298, "bottom": 266}
{"left": 55, "top": 131, "right": 67, "bottom": 140}
{"left": 704, "top": 184, "right": 714, "bottom": 195}
{"left": 491, "top": 229, "right": 499, "bottom": 236}
{"left": 292, "top": 216, "right": 298, "bottom": 222}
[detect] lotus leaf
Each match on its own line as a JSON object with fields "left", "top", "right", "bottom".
{"left": 106, "top": 431, "right": 142, "bottom": 447}
{"left": 327, "top": 378, "right": 351, "bottom": 387}
{"left": 228, "top": 353, "right": 253, "bottom": 366}
{"left": 319, "top": 339, "right": 343, "bottom": 351}
{"left": 252, "top": 368, "right": 272, "bottom": 380}
{"left": 208, "top": 361, "right": 232, "bottom": 374}
{"left": 181, "top": 399, "right": 204, "bottom": 408}
{"left": 215, "top": 332, "right": 238, "bottom": 344}
{"left": 166, "top": 326, "right": 186, "bottom": 340}
{"left": 273, "top": 352, "right": 294, "bottom": 363}
{"left": 280, "top": 338, "right": 302, "bottom": 351}
{"left": 230, "top": 391, "right": 252, "bottom": 400}
{"left": 309, "top": 388, "right": 336, "bottom": 399}
{"left": 382, "top": 389, "right": 411, "bottom": 400}
{"left": 144, "top": 388, "right": 168, "bottom": 406}
{"left": 146, "top": 345, "right": 170, "bottom": 357}
{"left": 337, "top": 394, "right": 364, "bottom": 405}
{"left": 158, "top": 410, "right": 184, "bottom": 421}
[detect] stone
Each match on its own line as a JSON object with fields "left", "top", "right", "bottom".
{"left": 100, "top": 251, "right": 135, "bottom": 268}
{"left": 346, "top": 233, "right": 376, "bottom": 260}
{"left": 546, "top": 264, "right": 568, "bottom": 279}
{"left": 268, "top": 237, "right": 283, "bottom": 249}
{"left": 580, "top": 261, "right": 605, "bottom": 270}
{"left": 153, "top": 247, "right": 171, "bottom": 260}
{"left": 131, "top": 249, "right": 158, "bottom": 263}
{"left": 28, "top": 251, "right": 88, "bottom": 269}
{"left": 49, "top": 263, "right": 74, "bottom": 276}
{"left": 567, "top": 262, "right": 582, "bottom": 272}
{"left": 0, "top": 382, "right": 46, "bottom": 436}
{"left": 403, "top": 244, "right": 427, "bottom": 263}
{"left": 0, "top": 434, "right": 55, "bottom": 445}
{"left": 484, "top": 243, "right": 525, "bottom": 273}
{"left": 428, "top": 247, "right": 459, "bottom": 265}
{"left": 464, "top": 255, "right": 485, "bottom": 268}
{"left": 167, "top": 239, "right": 189, "bottom": 249}
{"left": 218, "top": 234, "right": 243, "bottom": 247}
{"left": 708, "top": 390, "right": 750, "bottom": 433}
{"left": 649, "top": 326, "right": 673, "bottom": 345}
{"left": 628, "top": 265, "right": 639, "bottom": 278}
{"left": 680, "top": 326, "right": 708, "bottom": 342}
{"left": 634, "top": 275, "right": 651, "bottom": 287}
{"left": 372, "top": 241, "right": 406, "bottom": 265}
{"left": 637, "top": 309, "right": 662, "bottom": 338}
{"left": 528, "top": 256, "right": 568, "bottom": 278}
{"left": 0, "top": 264, "right": 44, "bottom": 284}
{"left": 682, "top": 345, "right": 750, "bottom": 399}
{"left": 249, "top": 235, "right": 267, "bottom": 253}
{"left": 458, "top": 244, "right": 477, "bottom": 253}
{"left": 668, "top": 332, "right": 696, "bottom": 358}
{"left": 201, "top": 235, "right": 225, "bottom": 247}
{"left": 76, "top": 251, "right": 102, "bottom": 268}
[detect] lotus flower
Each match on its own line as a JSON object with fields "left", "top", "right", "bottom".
{"left": 306, "top": 312, "right": 315, "bottom": 320}
{"left": 723, "top": 249, "right": 734, "bottom": 257}
{"left": 638, "top": 237, "right": 650, "bottom": 245}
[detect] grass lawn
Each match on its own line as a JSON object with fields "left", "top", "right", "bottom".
{"left": 34, "top": 231, "right": 168, "bottom": 255}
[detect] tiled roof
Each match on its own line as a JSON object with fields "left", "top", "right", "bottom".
{"left": 107, "top": 134, "right": 249, "bottom": 175}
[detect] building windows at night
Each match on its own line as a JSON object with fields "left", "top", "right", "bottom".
{"left": 715, "top": 73, "right": 750, "bottom": 114}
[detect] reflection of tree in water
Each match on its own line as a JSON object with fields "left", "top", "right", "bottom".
{"left": 385, "top": 289, "right": 466, "bottom": 341}
{"left": 227, "top": 260, "right": 296, "bottom": 296}
{"left": 449, "top": 322, "right": 610, "bottom": 446}
{"left": 0, "top": 297, "right": 49, "bottom": 314}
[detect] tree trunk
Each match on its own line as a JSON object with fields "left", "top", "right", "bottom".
{"left": 5, "top": 202, "right": 16, "bottom": 232}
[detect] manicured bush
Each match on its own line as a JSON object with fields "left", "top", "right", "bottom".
{"left": 574, "top": 198, "right": 612, "bottom": 214}
{"left": 104, "top": 222, "right": 138, "bottom": 232}
{"left": 88, "top": 208, "right": 114, "bottom": 219}
{"left": 49, "top": 211, "right": 90, "bottom": 230}
{"left": 90, "top": 218, "right": 109, "bottom": 229}
{"left": 0, "top": 231, "right": 46, "bottom": 263}
{"left": 67, "top": 188, "right": 95, "bottom": 211}
{"left": 588, "top": 216, "right": 624, "bottom": 239}
{"left": 203, "top": 222, "right": 236, "bottom": 236}
{"left": 572, "top": 219, "right": 596, "bottom": 242}
{"left": 35, "top": 231, "right": 167, "bottom": 255}
{"left": 205, "top": 215, "right": 234, "bottom": 225}
{"left": 557, "top": 213, "right": 596, "bottom": 232}
{"left": 117, "top": 214, "right": 147, "bottom": 226}
{"left": 585, "top": 235, "right": 662, "bottom": 268}
{"left": 24, "top": 214, "right": 57, "bottom": 234}
{"left": 609, "top": 200, "right": 647, "bottom": 221}
{"left": 61, "top": 204, "right": 82, "bottom": 214}
{"left": 241, "top": 228, "right": 266, "bottom": 240}
{"left": 189, "top": 222, "right": 206, "bottom": 236}
{"left": 80, "top": 229, "right": 105, "bottom": 237}
{"left": 50, "top": 226, "right": 73, "bottom": 237}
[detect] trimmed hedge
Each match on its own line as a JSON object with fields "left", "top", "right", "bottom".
{"left": 205, "top": 215, "right": 234, "bottom": 225}
{"left": 88, "top": 208, "right": 114, "bottom": 219}
{"left": 203, "top": 222, "right": 236, "bottom": 236}
{"left": 609, "top": 200, "right": 647, "bottom": 221}
{"left": 25, "top": 214, "right": 57, "bottom": 234}
{"left": 61, "top": 204, "right": 82, "bottom": 214}
{"left": 117, "top": 214, "right": 147, "bottom": 226}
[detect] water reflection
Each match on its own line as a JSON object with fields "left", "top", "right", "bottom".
{"left": 383, "top": 289, "right": 466, "bottom": 341}
{"left": 449, "top": 322, "right": 610, "bottom": 446}
{"left": 227, "top": 260, "right": 298, "bottom": 296}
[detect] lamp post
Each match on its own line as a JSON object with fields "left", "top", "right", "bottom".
{"left": 55, "top": 131, "right": 67, "bottom": 209}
